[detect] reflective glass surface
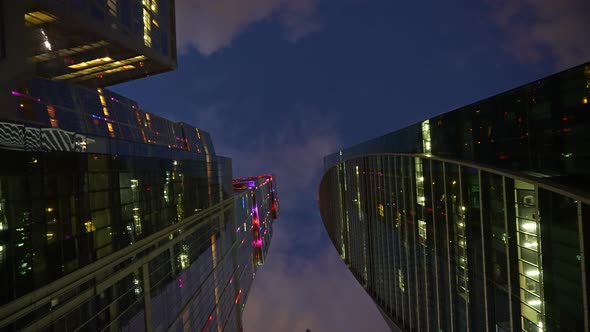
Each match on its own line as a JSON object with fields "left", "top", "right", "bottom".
{"left": 320, "top": 154, "right": 589, "bottom": 331}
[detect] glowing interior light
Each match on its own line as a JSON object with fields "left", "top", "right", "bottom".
{"left": 583, "top": 97, "right": 588, "bottom": 104}
{"left": 40, "top": 29, "right": 52, "bottom": 50}
{"left": 68, "top": 57, "right": 113, "bottom": 69}
{"left": 452, "top": 180, "right": 457, "bottom": 185}
{"left": 524, "top": 242, "right": 538, "bottom": 248}
{"left": 528, "top": 299, "right": 542, "bottom": 306}
{"left": 457, "top": 222, "right": 464, "bottom": 227}
{"left": 526, "top": 270, "right": 540, "bottom": 276}
{"left": 234, "top": 289, "right": 242, "bottom": 304}
{"left": 461, "top": 206, "right": 466, "bottom": 211}
{"left": 25, "top": 11, "right": 57, "bottom": 26}
{"left": 521, "top": 222, "right": 537, "bottom": 231}
{"left": 418, "top": 176, "right": 424, "bottom": 182}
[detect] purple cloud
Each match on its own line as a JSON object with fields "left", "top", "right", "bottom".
{"left": 242, "top": 220, "right": 391, "bottom": 332}
{"left": 491, "top": 0, "right": 590, "bottom": 68}
{"left": 175, "top": 0, "right": 321, "bottom": 55}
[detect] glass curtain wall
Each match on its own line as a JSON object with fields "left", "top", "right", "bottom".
{"left": 319, "top": 154, "right": 589, "bottom": 332}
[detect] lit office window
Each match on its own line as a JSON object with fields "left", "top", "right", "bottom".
{"left": 415, "top": 157, "right": 425, "bottom": 206}
{"left": 514, "top": 179, "right": 545, "bottom": 332}
{"left": 46, "top": 105, "right": 59, "bottom": 128}
{"left": 422, "top": 120, "right": 431, "bottom": 155}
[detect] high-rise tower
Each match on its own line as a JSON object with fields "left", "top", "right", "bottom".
{"left": 319, "top": 62, "right": 590, "bottom": 332}
{"left": 0, "top": 2, "right": 278, "bottom": 331}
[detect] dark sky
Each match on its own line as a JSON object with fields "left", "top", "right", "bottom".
{"left": 113, "top": 0, "right": 590, "bottom": 331}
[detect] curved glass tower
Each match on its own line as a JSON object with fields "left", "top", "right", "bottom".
{"left": 319, "top": 62, "right": 590, "bottom": 332}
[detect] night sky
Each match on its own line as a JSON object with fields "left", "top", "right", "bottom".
{"left": 113, "top": 0, "right": 590, "bottom": 331}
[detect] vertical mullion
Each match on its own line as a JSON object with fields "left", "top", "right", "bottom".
{"left": 578, "top": 202, "right": 589, "bottom": 332}
{"left": 478, "top": 169, "right": 490, "bottom": 332}
{"left": 443, "top": 162, "right": 455, "bottom": 332}
{"left": 430, "top": 159, "right": 441, "bottom": 331}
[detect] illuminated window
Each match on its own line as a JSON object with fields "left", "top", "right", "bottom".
{"left": 84, "top": 221, "right": 96, "bottom": 233}
{"left": 422, "top": 119, "right": 431, "bottom": 155}
{"left": 46, "top": 105, "right": 58, "bottom": 128}
{"left": 54, "top": 55, "right": 145, "bottom": 80}
{"left": 418, "top": 220, "right": 427, "bottom": 245}
{"left": 97, "top": 88, "right": 110, "bottom": 116}
{"left": 30, "top": 41, "right": 110, "bottom": 63}
{"left": 143, "top": 8, "right": 151, "bottom": 47}
{"left": 514, "top": 180, "right": 545, "bottom": 330}
{"left": 24, "top": 11, "right": 56, "bottom": 26}
{"left": 39, "top": 29, "right": 52, "bottom": 51}
{"left": 107, "top": 123, "right": 115, "bottom": 137}
{"left": 415, "top": 157, "right": 425, "bottom": 206}
{"left": 69, "top": 57, "right": 113, "bottom": 69}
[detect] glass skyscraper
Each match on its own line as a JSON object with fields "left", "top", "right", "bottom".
{"left": 0, "top": 1, "right": 279, "bottom": 331}
{"left": 319, "top": 62, "right": 590, "bottom": 331}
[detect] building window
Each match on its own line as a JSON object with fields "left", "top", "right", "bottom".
{"left": 422, "top": 119, "right": 431, "bottom": 155}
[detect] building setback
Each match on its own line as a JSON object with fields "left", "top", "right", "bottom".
{"left": 319, "top": 62, "right": 590, "bottom": 332}
{"left": 0, "top": 1, "right": 278, "bottom": 331}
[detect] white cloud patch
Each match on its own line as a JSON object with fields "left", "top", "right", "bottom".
{"left": 491, "top": 0, "right": 590, "bottom": 68}
{"left": 175, "top": 0, "right": 321, "bottom": 55}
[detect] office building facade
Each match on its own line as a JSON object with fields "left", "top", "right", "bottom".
{"left": 0, "top": 77, "right": 279, "bottom": 331}
{"left": 1, "top": 0, "right": 177, "bottom": 119}
{"left": 319, "top": 62, "right": 590, "bottom": 331}
{"left": 0, "top": 1, "right": 278, "bottom": 330}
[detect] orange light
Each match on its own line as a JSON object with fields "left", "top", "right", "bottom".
{"left": 584, "top": 97, "right": 588, "bottom": 104}
{"left": 107, "top": 123, "right": 115, "bottom": 137}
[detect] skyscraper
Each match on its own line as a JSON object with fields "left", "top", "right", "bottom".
{"left": 0, "top": 2, "right": 278, "bottom": 331}
{"left": 319, "top": 62, "right": 590, "bottom": 331}
{"left": 1, "top": 1, "right": 177, "bottom": 119}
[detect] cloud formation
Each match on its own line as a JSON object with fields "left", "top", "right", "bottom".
{"left": 243, "top": 234, "right": 391, "bottom": 332}
{"left": 186, "top": 102, "right": 389, "bottom": 331}
{"left": 191, "top": 105, "right": 340, "bottom": 209}
{"left": 175, "top": 0, "right": 321, "bottom": 55}
{"left": 491, "top": 0, "right": 590, "bottom": 68}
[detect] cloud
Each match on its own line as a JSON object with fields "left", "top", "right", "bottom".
{"left": 490, "top": 0, "right": 590, "bottom": 68}
{"left": 191, "top": 104, "right": 340, "bottom": 211}
{"left": 242, "top": 217, "right": 391, "bottom": 332}
{"left": 186, "top": 101, "right": 389, "bottom": 331}
{"left": 175, "top": 0, "right": 321, "bottom": 55}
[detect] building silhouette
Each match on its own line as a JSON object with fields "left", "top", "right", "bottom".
{"left": 0, "top": 2, "right": 278, "bottom": 331}
{"left": 319, "top": 62, "right": 590, "bottom": 331}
